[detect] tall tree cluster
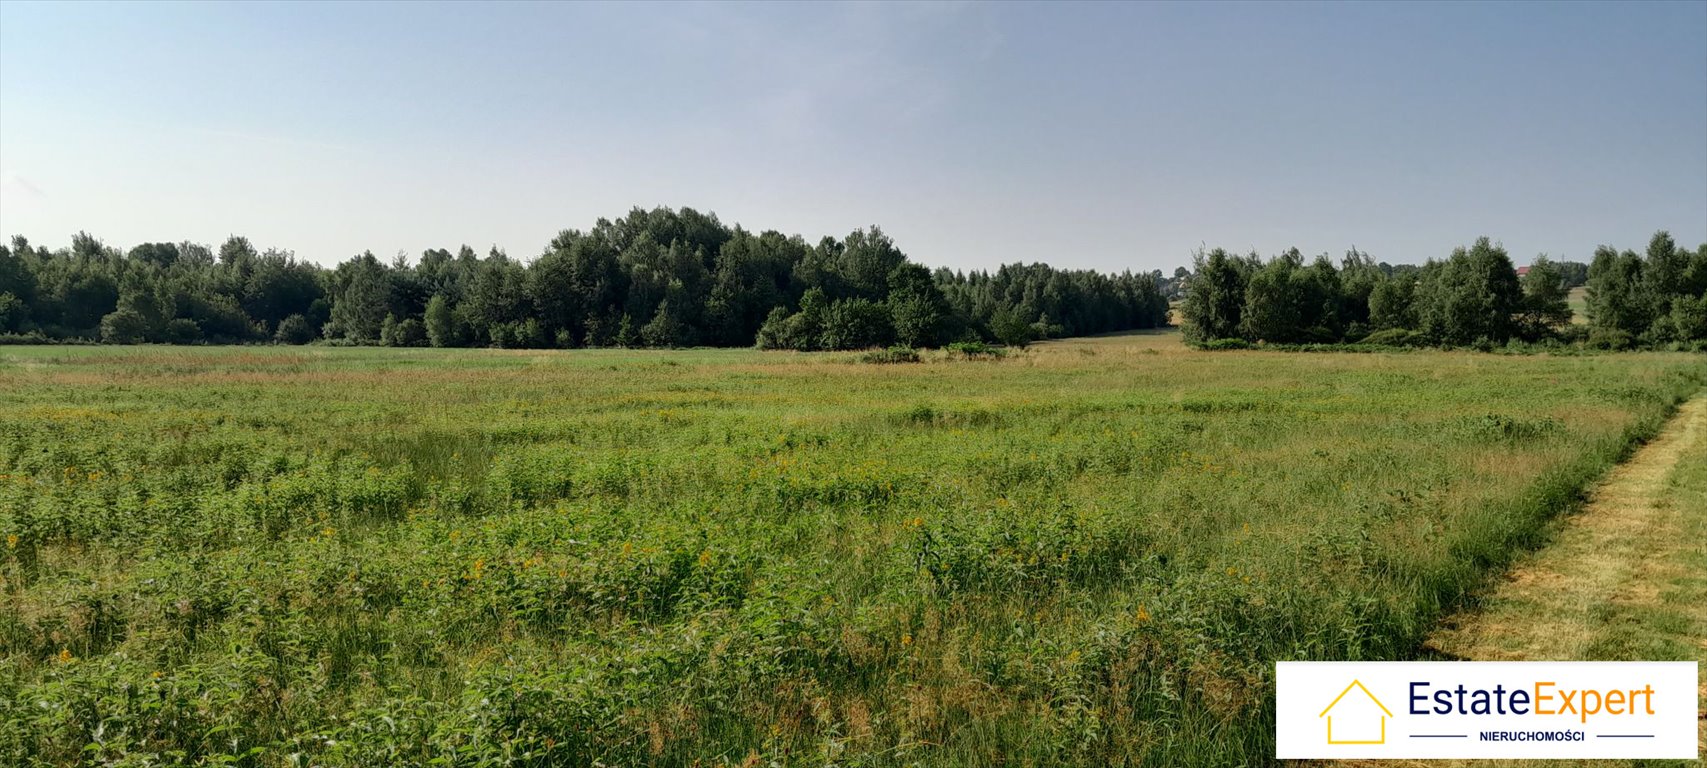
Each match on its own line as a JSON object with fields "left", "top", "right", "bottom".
{"left": 1180, "top": 232, "right": 1705, "bottom": 348}
{"left": 1583, "top": 231, "right": 1707, "bottom": 348}
{"left": 0, "top": 207, "right": 1170, "bottom": 349}
{"left": 935, "top": 263, "right": 1170, "bottom": 347}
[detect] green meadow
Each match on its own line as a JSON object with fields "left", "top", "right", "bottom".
{"left": 1, "top": 335, "right": 1701, "bottom": 766}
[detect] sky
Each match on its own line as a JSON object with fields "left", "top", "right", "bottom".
{"left": 1, "top": 1, "right": 1704, "bottom": 273}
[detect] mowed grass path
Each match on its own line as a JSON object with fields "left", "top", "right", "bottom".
{"left": 1423, "top": 396, "right": 1707, "bottom": 766}
{"left": 1, "top": 335, "right": 1702, "bottom": 766}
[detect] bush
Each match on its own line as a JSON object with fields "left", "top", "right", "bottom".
{"left": 490, "top": 319, "right": 548, "bottom": 349}
{"left": 859, "top": 345, "right": 920, "bottom": 364}
{"left": 275, "top": 314, "right": 317, "bottom": 345}
{"left": 393, "top": 318, "right": 427, "bottom": 347}
{"left": 945, "top": 340, "right": 1003, "bottom": 359}
{"left": 163, "top": 318, "right": 203, "bottom": 344}
{"left": 1586, "top": 327, "right": 1634, "bottom": 350}
{"left": 1198, "top": 338, "right": 1252, "bottom": 351}
{"left": 99, "top": 309, "right": 148, "bottom": 344}
{"left": 820, "top": 298, "right": 893, "bottom": 350}
{"left": 991, "top": 309, "right": 1035, "bottom": 348}
{"left": 755, "top": 307, "right": 801, "bottom": 350}
{"left": 1360, "top": 328, "right": 1425, "bottom": 347}
{"left": 1555, "top": 324, "right": 1590, "bottom": 345}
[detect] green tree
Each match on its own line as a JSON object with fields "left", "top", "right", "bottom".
{"left": 1240, "top": 251, "right": 1304, "bottom": 342}
{"left": 1368, "top": 272, "right": 1418, "bottom": 330}
{"left": 1415, "top": 238, "right": 1521, "bottom": 345}
{"left": 1585, "top": 246, "right": 1650, "bottom": 338}
{"left": 836, "top": 226, "right": 907, "bottom": 300}
{"left": 328, "top": 252, "right": 390, "bottom": 342}
{"left": 990, "top": 306, "right": 1035, "bottom": 347}
{"left": 0, "top": 292, "right": 25, "bottom": 333}
{"left": 641, "top": 299, "right": 689, "bottom": 348}
{"left": 1181, "top": 248, "right": 1248, "bottom": 341}
{"left": 1516, "top": 255, "right": 1571, "bottom": 340}
{"left": 886, "top": 263, "right": 948, "bottom": 347}
{"left": 424, "top": 294, "right": 456, "bottom": 347}
{"left": 820, "top": 298, "right": 893, "bottom": 350}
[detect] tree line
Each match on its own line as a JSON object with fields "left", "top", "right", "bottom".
{"left": 1180, "top": 232, "right": 1705, "bottom": 350}
{"left": 0, "top": 207, "right": 1170, "bottom": 349}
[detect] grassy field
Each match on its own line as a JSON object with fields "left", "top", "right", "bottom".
{"left": 1, "top": 334, "right": 1702, "bottom": 766}
{"left": 1568, "top": 286, "right": 1590, "bottom": 325}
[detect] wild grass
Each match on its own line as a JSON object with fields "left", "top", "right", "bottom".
{"left": 0, "top": 334, "right": 1701, "bottom": 766}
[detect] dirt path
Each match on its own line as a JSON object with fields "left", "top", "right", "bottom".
{"left": 1414, "top": 395, "right": 1707, "bottom": 764}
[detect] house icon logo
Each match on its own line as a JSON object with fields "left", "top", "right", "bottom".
{"left": 1319, "top": 679, "right": 1393, "bottom": 744}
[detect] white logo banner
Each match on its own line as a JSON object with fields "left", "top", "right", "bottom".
{"left": 1275, "top": 661, "right": 1698, "bottom": 759}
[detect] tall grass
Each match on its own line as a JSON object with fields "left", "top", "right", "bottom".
{"left": 0, "top": 338, "right": 1701, "bottom": 766}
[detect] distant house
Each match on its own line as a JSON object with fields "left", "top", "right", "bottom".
{"left": 1516, "top": 265, "right": 1531, "bottom": 278}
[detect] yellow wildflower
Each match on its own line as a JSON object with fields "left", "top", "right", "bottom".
{"left": 5, "top": 534, "right": 17, "bottom": 549}
{"left": 57, "top": 648, "right": 73, "bottom": 664}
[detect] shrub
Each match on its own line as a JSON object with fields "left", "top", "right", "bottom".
{"left": 393, "top": 318, "right": 427, "bottom": 347}
{"left": 275, "top": 314, "right": 316, "bottom": 345}
{"left": 990, "top": 308, "right": 1035, "bottom": 348}
{"left": 163, "top": 318, "right": 203, "bottom": 344}
{"left": 99, "top": 309, "right": 148, "bottom": 344}
{"left": 1555, "top": 324, "right": 1590, "bottom": 345}
{"left": 754, "top": 307, "right": 800, "bottom": 350}
{"left": 490, "top": 320, "right": 548, "bottom": 349}
{"left": 1585, "top": 327, "right": 1634, "bottom": 350}
{"left": 859, "top": 345, "right": 920, "bottom": 364}
{"left": 1360, "top": 328, "right": 1424, "bottom": 347}
{"left": 820, "top": 298, "right": 893, "bottom": 350}
{"left": 1198, "top": 338, "right": 1252, "bottom": 351}
{"left": 946, "top": 340, "right": 1003, "bottom": 359}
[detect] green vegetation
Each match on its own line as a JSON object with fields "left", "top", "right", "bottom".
{"left": 0, "top": 207, "right": 1170, "bottom": 351}
{"left": 1181, "top": 232, "right": 1704, "bottom": 350}
{"left": 2, "top": 336, "right": 1701, "bottom": 766}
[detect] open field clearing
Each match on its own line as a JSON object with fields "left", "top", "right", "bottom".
{"left": 1, "top": 335, "right": 1703, "bottom": 766}
{"left": 1567, "top": 286, "right": 1591, "bottom": 326}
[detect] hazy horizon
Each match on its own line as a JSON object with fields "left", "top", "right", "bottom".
{"left": 3, "top": 0, "right": 1704, "bottom": 272}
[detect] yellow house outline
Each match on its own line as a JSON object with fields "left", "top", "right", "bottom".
{"left": 1318, "top": 679, "right": 1394, "bottom": 745}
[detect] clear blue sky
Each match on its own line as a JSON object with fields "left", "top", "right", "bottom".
{"left": 2, "top": 0, "right": 1704, "bottom": 272}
